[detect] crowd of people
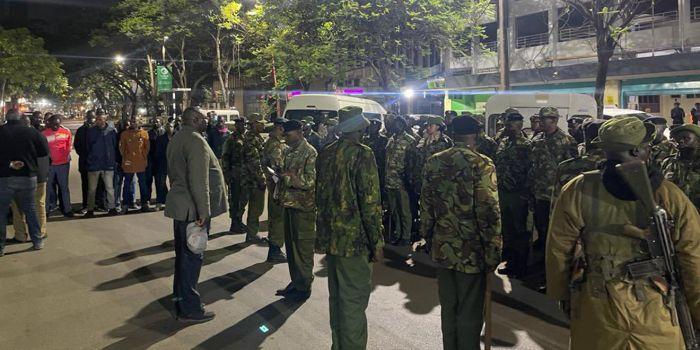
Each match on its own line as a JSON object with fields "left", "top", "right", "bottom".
{"left": 2, "top": 99, "right": 700, "bottom": 349}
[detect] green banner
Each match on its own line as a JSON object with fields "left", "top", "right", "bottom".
{"left": 156, "top": 65, "right": 172, "bottom": 93}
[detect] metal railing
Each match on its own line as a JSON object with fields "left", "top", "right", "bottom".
{"left": 482, "top": 41, "right": 498, "bottom": 52}
{"left": 559, "top": 25, "right": 596, "bottom": 42}
{"left": 476, "top": 67, "right": 498, "bottom": 74}
{"left": 516, "top": 32, "right": 549, "bottom": 48}
{"left": 692, "top": 6, "right": 700, "bottom": 21}
{"left": 632, "top": 10, "right": 678, "bottom": 31}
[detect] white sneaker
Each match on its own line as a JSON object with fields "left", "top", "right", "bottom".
{"left": 156, "top": 204, "right": 164, "bottom": 211}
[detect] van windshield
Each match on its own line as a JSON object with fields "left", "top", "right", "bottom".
{"left": 284, "top": 110, "right": 338, "bottom": 124}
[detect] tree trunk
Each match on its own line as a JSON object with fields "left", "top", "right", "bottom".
{"left": 146, "top": 53, "right": 158, "bottom": 114}
{"left": 595, "top": 35, "right": 615, "bottom": 118}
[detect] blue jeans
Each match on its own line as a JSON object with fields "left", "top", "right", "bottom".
{"left": 47, "top": 163, "right": 71, "bottom": 214}
{"left": 123, "top": 172, "right": 148, "bottom": 205}
{"left": 154, "top": 173, "right": 168, "bottom": 204}
{"left": 173, "top": 219, "right": 208, "bottom": 316}
{"left": 0, "top": 177, "right": 42, "bottom": 250}
{"left": 113, "top": 169, "right": 135, "bottom": 208}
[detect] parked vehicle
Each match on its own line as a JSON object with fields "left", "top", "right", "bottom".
{"left": 283, "top": 94, "right": 387, "bottom": 124}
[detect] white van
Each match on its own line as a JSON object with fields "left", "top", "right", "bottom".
{"left": 283, "top": 94, "right": 387, "bottom": 123}
{"left": 202, "top": 108, "right": 241, "bottom": 126}
{"left": 484, "top": 93, "right": 597, "bottom": 137}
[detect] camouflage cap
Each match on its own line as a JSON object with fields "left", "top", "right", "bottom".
{"left": 539, "top": 107, "right": 560, "bottom": 119}
{"left": 670, "top": 123, "right": 700, "bottom": 139}
{"left": 426, "top": 116, "right": 445, "bottom": 126}
{"left": 301, "top": 116, "right": 315, "bottom": 125}
{"left": 248, "top": 113, "right": 263, "bottom": 122}
{"left": 324, "top": 118, "right": 339, "bottom": 126}
{"left": 592, "top": 117, "right": 656, "bottom": 151}
{"left": 336, "top": 106, "right": 369, "bottom": 134}
{"left": 530, "top": 114, "right": 541, "bottom": 121}
{"left": 644, "top": 115, "right": 668, "bottom": 125}
{"left": 503, "top": 108, "right": 523, "bottom": 122}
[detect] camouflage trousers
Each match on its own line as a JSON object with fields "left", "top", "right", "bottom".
{"left": 438, "top": 269, "right": 486, "bottom": 350}
{"left": 243, "top": 186, "right": 265, "bottom": 236}
{"left": 227, "top": 179, "right": 247, "bottom": 225}
{"left": 283, "top": 207, "right": 316, "bottom": 292}
{"left": 267, "top": 182, "right": 284, "bottom": 247}
{"left": 387, "top": 187, "right": 412, "bottom": 242}
{"left": 328, "top": 254, "right": 373, "bottom": 350}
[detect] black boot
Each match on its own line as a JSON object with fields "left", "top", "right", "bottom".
{"left": 267, "top": 244, "right": 287, "bottom": 263}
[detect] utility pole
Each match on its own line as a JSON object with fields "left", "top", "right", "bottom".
{"left": 498, "top": 0, "right": 510, "bottom": 91}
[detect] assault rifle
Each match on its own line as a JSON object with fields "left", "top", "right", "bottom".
{"left": 616, "top": 160, "right": 698, "bottom": 350}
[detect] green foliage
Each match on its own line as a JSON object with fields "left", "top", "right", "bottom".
{"left": 0, "top": 27, "right": 68, "bottom": 97}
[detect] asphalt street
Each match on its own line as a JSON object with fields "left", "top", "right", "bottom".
{"left": 0, "top": 129, "right": 569, "bottom": 349}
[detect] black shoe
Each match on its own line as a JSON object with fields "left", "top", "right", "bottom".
{"left": 177, "top": 311, "right": 216, "bottom": 324}
{"left": 284, "top": 289, "right": 311, "bottom": 302}
{"left": 83, "top": 211, "right": 95, "bottom": 218}
{"left": 77, "top": 208, "right": 87, "bottom": 215}
{"left": 63, "top": 211, "right": 75, "bottom": 218}
{"left": 95, "top": 207, "right": 108, "bottom": 213}
{"left": 228, "top": 222, "right": 246, "bottom": 234}
{"left": 140, "top": 205, "right": 156, "bottom": 213}
{"left": 6, "top": 238, "right": 26, "bottom": 244}
{"left": 245, "top": 234, "right": 261, "bottom": 243}
{"left": 107, "top": 209, "right": 121, "bottom": 216}
{"left": 267, "top": 245, "right": 287, "bottom": 263}
{"left": 276, "top": 283, "right": 295, "bottom": 296}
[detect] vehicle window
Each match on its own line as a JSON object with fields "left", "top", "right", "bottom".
{"left": 284, "top": 110, "right": 338, "bottom": 124}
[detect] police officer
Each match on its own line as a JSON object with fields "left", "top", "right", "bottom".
{"left": 275, "top": 119, "right": 318, "bottom": 302}
{"left": 494, "top": 109, "right": 530, "bottom": 278}
{"left": 671, "top": 101, "right": 686, "bottom": 126}
{"left": 385, "top": 116, "right": 415, "bottom": 246}
{"left": 241, "top": 113, "right": 267, "bottom": 241}
{"left": 363, "top": 116, "right": 389, "bottom": 203}
{"left": 221, "top": 117, "right": 247, "bottom": 233}
{"left": 567, "top": 115, "right": 587, "bottom": 146}
{"left": 662, "top": 123, "right": 700, "bottom": 209}
{"left": 530, "top": 114, "right": 542, "bottom": 139}
{"left": 547, "top": 117, "right": 700, "bottom": 349}
{"left": 262, "top": 117, "right": 288, "bottom": 263}
{"left": 302, "top": 116, "right": 322, "bottom": 151}
{"left": 528, "top": 107, "right": 578, "bottom": 250}
{"left": 415, "top": 115, "right": 502, "bottom": 350}
{"left": 315, "top": 106, "right": 384, "bottom": 350}
{"left": 645, "top": 116, "right": 677, "bottom": 174}
{"left": 409, "top": 116, "right": 453, "bottom": 196}
{"left": 551, "top": 119, "right": 606, "bottom": 206}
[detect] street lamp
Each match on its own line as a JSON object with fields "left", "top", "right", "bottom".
{"left": 114, "top": 54, "right": 125, "bottom": 64}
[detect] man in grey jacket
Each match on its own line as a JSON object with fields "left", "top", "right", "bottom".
{"left": 165, "top": 107, "right": 228, "bottom": 323}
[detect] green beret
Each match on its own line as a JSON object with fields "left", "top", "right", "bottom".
{"left": 248, "top": 113, "right": 263, "bottom": 122}
{"left": 336, "top": 106, "right": 368, "bottom": 134}
{"left": 671, "top": 124, "right": 700, "bottom": 139}
{"left": 426, "top": 116, "right": 445, "bottom": 126}
{"left": 592, "top": 117, "right": 655, "bottom": 151}
{"left": 539, "top": 107, "right": 560, "bottom": 119}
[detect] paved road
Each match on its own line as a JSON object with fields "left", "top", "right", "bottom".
{"left": 0, "top": 152, "right": 569, "bottom": 349}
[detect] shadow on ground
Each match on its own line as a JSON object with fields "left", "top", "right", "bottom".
{"left": 101, "top": 262, "right": 273, "bottom": 350}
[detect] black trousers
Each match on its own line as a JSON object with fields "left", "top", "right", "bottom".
{"left": 533, "top": 199, "right": 551, "bottom": 247}
{"left": 173, "top": 219, "right": 206, "bottom": 316}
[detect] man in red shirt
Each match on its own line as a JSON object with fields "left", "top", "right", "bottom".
{"left": 43, "top": 115, "right": 74, "bottom": 217}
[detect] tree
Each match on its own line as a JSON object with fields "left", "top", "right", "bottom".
{"left": 0, "top": 27, "right": 67, "bottom": 114}
{"left": 562, "top": 0, "right": 651, "bottom": 117}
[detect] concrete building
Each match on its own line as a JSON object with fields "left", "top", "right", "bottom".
{"left": 398, "top": 0, "right": 700, "bottom": 121}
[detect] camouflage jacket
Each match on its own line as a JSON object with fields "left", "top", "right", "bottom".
{"left": 241, "top": 131, "right": 266, "bottom": 189}
{"left": 420, "top": 142, "right": 502, "bottom": 273}
{"left": 477, "top": 134, "right": 498, "bottom": 159}
{"left": 363, "top": 132, "right": 389, "bottom": 188}
{"left": 649, "top": 139, "right": 678, "bottom": 174}
{"left": 662, "top": 153, "right": 700, "bottom": 209}
{"left": 279, "top": 139, "right": 317, "bottom": 211}
{"left": 528, "top": 128, "right": 578, "bottom": 201}
{"left": 315, "top": 137, "right": 384, "bottom": 257}
{"left": 262, "top": 135, "right": 288, "bottom": 184}
{"left": 409, "top": 132, "right": 453, "bottom": 194}
{"left": 385, "top": 131, "right": 416, "bottom": 190}
{"left": 550, "top": 147, "right": 606, "bottom": 206}
{"left": 494, "top": 133, "right": 530, "bottom": 193}
{"left": 221, "top": 132, "right": 244, "bottom": 180}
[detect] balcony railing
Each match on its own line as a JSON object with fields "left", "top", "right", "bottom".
{"left": 482, "top": 41, "right": 497, "bottom": 52}
{"left": 516, "top": 32, "right": 549, "bottom": 49}
{"left": 559, "top": 25, "right": 596, "bottom": 42}
{"left": 632, "top": 10, "right": 678, "bottom": 31}
{"left": 692, "top": 6, "right": 700, "bottom": 21}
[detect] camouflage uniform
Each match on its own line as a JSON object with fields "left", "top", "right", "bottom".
{"left": 551, "top": 147, "right": 605, "bottom": 206}
{"left": 420, "top": 141, "right": 502, "bottom": 350}
{"left": 316, "top": 137, "right": 384, "bottom": 350}
{"left": 241, "top": 130, "right": 266, "bottom": 237}
{"left": 409, "top": 132, "right": 453, "bottom": 195}
{"left": 363, "top": 132, "right": 389, "bottom": 203}
{"left": 305, "top": 130, "right": 323, "bottom": 152}
{"left": 529, "top": 128, "right": 578, "bottom": 247}
{"left": 648, "top": 138, "right": 677, "bottom": 174}
{"left": 262, "top": 134, "right": 288, "bottom": 248}
{"left": 221, "top": 131, "right": 246, "bottom": 229}
{"left": 385, "top": 131, "right": 416, "bottom": 243}
{"left": 278, "top": 138, "right": 317, "bottom": 294}
{"left": 494, "top": 132, "right": 531, "bottom": 276}
{"left": 662, "top": 153, "right": 700, "bottom": 209}
{"left": 476, "top": 134, "right": 498, "bottom": 159}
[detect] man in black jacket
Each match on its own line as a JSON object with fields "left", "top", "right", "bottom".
{"left": 671, "top": 101, "right": 686, "bottom": 126}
